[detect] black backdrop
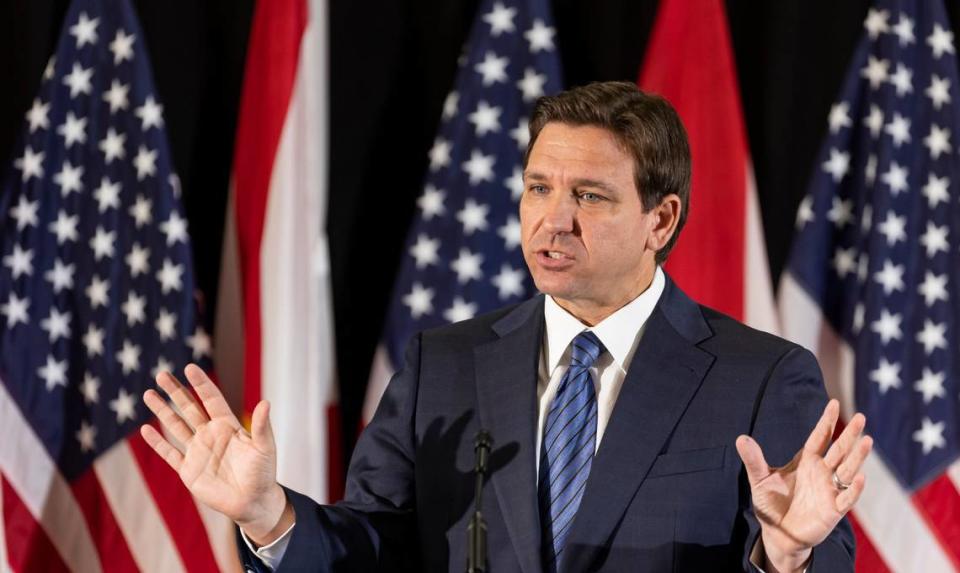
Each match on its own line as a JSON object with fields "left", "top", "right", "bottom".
{"left": 3, "top": 0, "right": 959, "bottom": 473}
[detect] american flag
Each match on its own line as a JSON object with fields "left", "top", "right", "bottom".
{"left": 0, "top": 0, "right": 232, "bottom": 570}
{"left": 780, "top": 0, "right": 960, "bottom": 569}
{"left": 364, "top": 0, "right": 563, "bottom": 415}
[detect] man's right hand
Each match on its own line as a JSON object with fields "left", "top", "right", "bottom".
{"left": 140, "top": 364, "right": 293, "bottom": 546}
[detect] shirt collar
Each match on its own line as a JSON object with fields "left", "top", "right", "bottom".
{"left": 543, "top": 266, "right": 666, "bottom": 374}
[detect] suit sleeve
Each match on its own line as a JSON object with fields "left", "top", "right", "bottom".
{"left": 740, "top": 346, "right": 855, "bottom": 572}
{"left": 237, "top": 334, "right": 425, "bottom": 572}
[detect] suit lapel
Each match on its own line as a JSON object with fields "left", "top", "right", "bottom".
{"left": 474, "top": 297, "right": 545, "bottom": 573}
{"left": 559, "top": 280, "right": 716, "bottom": 573}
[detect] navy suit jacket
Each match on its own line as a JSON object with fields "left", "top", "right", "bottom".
{"left": 241, "top": 277, "right": 854, "bottom": 572}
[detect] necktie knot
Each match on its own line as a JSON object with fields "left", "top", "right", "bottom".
{"left": 570, "top": 330, "right": 604, "bottom": 370}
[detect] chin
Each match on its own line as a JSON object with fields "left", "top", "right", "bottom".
{"left": 531, "top": 275, "right": 573, "bottom": 299}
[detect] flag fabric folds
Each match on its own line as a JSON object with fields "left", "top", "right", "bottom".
{"left": 226, "top": 0, "right": 340, "bottom": 504}
{"left": 364, "top": 0, "right": 563, "bottom": 419}
{"left": 780, "top": 0, "right": 960, "bottom": 570}
{"left": 0, "top": 0, "right": 232, "bottom": 570}
{"left": 637, "top": 0, "right": 779, "bottom": 334}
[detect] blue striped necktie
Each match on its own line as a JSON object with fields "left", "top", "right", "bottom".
{"left": 539, "top": 330, "right": 605, "bottom": 571}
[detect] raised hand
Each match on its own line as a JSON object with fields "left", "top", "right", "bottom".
{"left": 735, "top": 400, "right": 873, "bottom": 573}
{"left": 140, "top": 364, "right": 291, "bottom": 544}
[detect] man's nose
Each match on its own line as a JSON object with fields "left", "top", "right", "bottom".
{"left": 542, "top": 192, "right": 577, "bottom": 234}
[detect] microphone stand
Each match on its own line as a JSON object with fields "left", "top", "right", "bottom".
{"left": 467, "top": 429, "right": 492, "bottom": 573}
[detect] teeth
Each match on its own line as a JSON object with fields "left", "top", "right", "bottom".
{"left": 547, "top": 252, "right": 562, "bottom": 259}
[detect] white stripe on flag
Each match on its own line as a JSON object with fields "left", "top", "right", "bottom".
{"left": 946, "top": 460, "right": 960, "bottom": 497}
{"left": 743, "top": 161, "right": 780, "bottom": 335}
{"left": 93, "top": 441, "right": 186, "bottom": 573}
{"left": 779, "top": 272, "right": 954, "bottom": 572}
{"left": 259, "top": 5, "right": 336, "bottom": 503}
{"left": 857, "top": 453, "right": 954, "bottom": 572}
{"left": 0, "top": 379, "right": 102, "bottom": 572}
{"left": 363, "top": 344, "right": 394, "bottom": 424}
{"left": 778, "top": 274, "right": 857, "bottom": 418}
{"left": 0, "top": 471, "right": 8, "bottom": 573}
{"left": 194, "top": 498, "right": 243, "bottom": 573}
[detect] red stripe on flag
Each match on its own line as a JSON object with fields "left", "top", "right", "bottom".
{"left": 232, "top": 0, "right": 308, "bottom": 417}
{"left": 127, "top": 426, "right": 221, "bottom": 572}
{"left": 327, "top": 403, "right": 345, "bottom": 502}
{"left": 1, "top": 475, "right": 70, "bottom": 573}
{"left": 848, "top": 512, "right": 891, "bottom": 573}
{"left": 70, "top": 468, "right": 139, "bottom": 572}
{"left": 913, "top": 474, "right": 960, "bottom": 569}
{"left": 638, "top": 0, "right": 748, "bottom": 320}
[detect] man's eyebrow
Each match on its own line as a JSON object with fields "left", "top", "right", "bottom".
{"left": 569, "top": 178, "right": 618, "bottom": 193}
{"left": 522, "top": 172, "right": 618, "bottom": 193}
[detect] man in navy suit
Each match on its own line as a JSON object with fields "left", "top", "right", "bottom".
{"left": 142, "top": 82, "right": 872, "bottom": 572}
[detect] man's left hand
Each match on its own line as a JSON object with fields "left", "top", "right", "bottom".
{"left": 735, "top": 399, "right": 872, "bottom": 573}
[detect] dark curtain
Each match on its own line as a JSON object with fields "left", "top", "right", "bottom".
{"left": 2, "top": 0, "right": 958, "bottom": 473}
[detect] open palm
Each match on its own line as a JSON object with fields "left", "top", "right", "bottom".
{"left": 736, "top": 400, "right": 872, "bottom": 571}
{"left": 141, "top": 365, "right": 284, "bottom": 534}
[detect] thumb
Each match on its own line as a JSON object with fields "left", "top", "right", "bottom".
{"left": 736, "top": 435, "right": 770, "bottom": 487}
{"left": 251, "top": 400, "right": 276, "bottom": 454}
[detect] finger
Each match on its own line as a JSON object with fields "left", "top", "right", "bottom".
{"left": 804, "top": 399, "right": 840, "bottom": 455}
{"left": 143, "top": 389, "right": 195, "bottom": 444}
{"left": 184, "top": 363, "right": 239, "bottom": 424}
{"left": 835, "top": 473, "right": 866, "bottom": 514}
{"left": 736, "top": 435, "right": 771, "bottom": 487}
{"left": 835, "top": 434, "right": 873, "bottom": 484}
{"left": 140, "top": 424, "right": 184, "bottom": 471}
{"left": 156, "top": 370, "right": 209, "bottom": 428}
{"left": 824, "top": 412, "right": 866, "bottom": 469}
{"left": 251, "top": 400, "right": 276, "bottom": 455}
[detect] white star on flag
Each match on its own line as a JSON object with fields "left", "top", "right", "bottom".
{"left": 109, "top": 29, "right": 135, "bottom": 64}
{"left": 482, "top": 2, "right": 516, "bottom": 36}
{"left": 474, "top": 52, "right": 509, "bottom": 86}
{"left": 14, "top": 147, "right": 45, "bottom": 182}
{"left": 25, "top": 98, "right": 50, "bottom": 132}
{"left": 524, "top": 19, "right": 555, "bottom": 52}
{"left": 69, "top": 12, "right": 99, "bottom": 48}
{"left": 62, "top": 62, "right": 94, "bottom": 98}
{"left": 135, "top": 96, "right": 164, "bottom": 130}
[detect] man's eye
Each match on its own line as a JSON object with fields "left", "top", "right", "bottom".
{"left": 578, "top": 192, "right": 603, "bottom": 202}
{"left": 529, "top": 184, "right": 548, "bottom": 194}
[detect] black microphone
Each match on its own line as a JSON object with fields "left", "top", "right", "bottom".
{"left": 467, "top": 429, "right": 493, "bottom": 573}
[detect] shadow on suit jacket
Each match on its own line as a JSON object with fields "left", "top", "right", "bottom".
{"left": 239, "top": 275, "right": 854, "bottom": 572}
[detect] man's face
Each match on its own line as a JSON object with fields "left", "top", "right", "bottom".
{"left": 520, "top": 122, "right": 660, "bottom": 322}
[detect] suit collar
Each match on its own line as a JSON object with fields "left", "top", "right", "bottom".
{"left": 655, "top": 274, "right": 714, "bottom": 345}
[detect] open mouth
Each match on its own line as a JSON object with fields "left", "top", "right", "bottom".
{"left": 536, "top": 250, "right": 574, "bottom": 267}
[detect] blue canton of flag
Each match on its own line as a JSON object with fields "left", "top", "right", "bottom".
{"left": 380, "top": 0, "right": 563, "bottom": 368}
{"left": 785, "top": 0, "right": 960, "bottom": 489}
{"left": 0, "top": 0, "right": 211, "bottom": 482}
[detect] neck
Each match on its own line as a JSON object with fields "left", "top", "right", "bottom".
{"left": 553, "top": 267, "right": 657, "bottom": 326}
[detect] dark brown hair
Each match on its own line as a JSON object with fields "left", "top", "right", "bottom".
{"left": 525, "top": 81, "right": 691, "bottom": 264}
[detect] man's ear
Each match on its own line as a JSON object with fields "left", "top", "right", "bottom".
{"left": 645, "top": 193, "right": 682, "bottom": 252}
